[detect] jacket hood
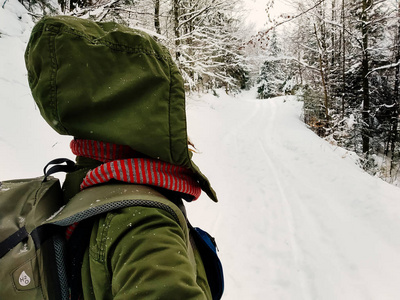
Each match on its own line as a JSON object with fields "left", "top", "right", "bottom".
{"left": 25, "top": 16, "right": 217, "bottom": 202}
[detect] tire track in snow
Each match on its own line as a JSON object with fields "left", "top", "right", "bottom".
{"left": 218, "top": 97, "right": 311, "bottom": 298}
{"left": 257, "top": 137, "right": 311, "bottom": 298}
{"left": 187, "top": 93, "right": 400, "bottom": 299}
{"left": 256, "top": 98, "right": 311, "bottom": 300}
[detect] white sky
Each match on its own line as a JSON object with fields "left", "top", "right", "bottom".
{"left": 244, "top": 0, "right": 267, "bottom": 29}
{"left": 244, "top": 0, "right": 294, "bottom": 31}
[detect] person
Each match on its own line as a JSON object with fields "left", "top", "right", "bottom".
{"left": 25, "top": 15, "right": 219, "bottom": 299}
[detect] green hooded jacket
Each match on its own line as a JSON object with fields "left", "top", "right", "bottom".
{"left": 24, "top": 16, "right": 218, "bottom": 299}
{"left": 59, "top": 160, "right": 212, "bottom": 299}
{"left": 25, "top": 15, "right": 217, "bottom": 202}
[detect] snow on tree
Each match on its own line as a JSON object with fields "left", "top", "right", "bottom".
{"left": 53, "top": 0, "right": 249, "bottom": 92}
{"left": 264, "top": 0, "right": 400, "bottom": 185}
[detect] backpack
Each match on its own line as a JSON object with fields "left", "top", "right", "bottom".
{"left": 0, "top": 159, "right": 223, "bottom": 300}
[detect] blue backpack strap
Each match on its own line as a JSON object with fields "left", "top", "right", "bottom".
{"left": 189, "top": 225, "right": 224, "bottom": 300}
{"left": 166, "top": 195, "right": 224, "bottom": 299}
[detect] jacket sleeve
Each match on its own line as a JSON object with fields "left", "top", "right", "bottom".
{"left": 83, "top": 205, "right": 211, "bottom": 300}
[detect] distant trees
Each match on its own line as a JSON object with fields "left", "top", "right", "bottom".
{"left": 53, "top": 0, "right": 249, "bottom": 92}
{"left": 169, "top": 0, "right": 249, "bottom": 91}
{"left": 261, "top": 0, "right": 400, "bottom": 183}
{"left": 256, "top": 29, "right": 296, "bottom": 99}
{"left": 16, "top": 0, "right": 58, "bottom": 14}
{"left": 15, "top": 0, "right": 400, "bottom": 184}
{"left": 257, "top": 29, "right": 282, "bottom": 98}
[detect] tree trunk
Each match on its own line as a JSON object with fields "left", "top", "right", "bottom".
{"left": 154, "top": 0, "right": 161, "bottom": 35}
{"left": 173, "top": 0, "right": 180, "bottom": 61}
{"left": 314, "top": 24, "right": 330, "bottom": 125}
{"left": 331, "top": 0, "right": 336, "bottom": 67}
{"left": 341, "top": 0, "right": 346, "bottom": 118}
{"left": 361, "top": 0, "right": 371, "bottom": 154}
{"left": 390, "top": 1, "right": 400, "bottom": 167}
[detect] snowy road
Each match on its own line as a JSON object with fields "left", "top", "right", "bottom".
{"left": 186, "top": 91, "right": 400, "bottom": 300}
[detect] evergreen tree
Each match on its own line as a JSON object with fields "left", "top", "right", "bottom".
{"left": 256, "top": 29, "right": 285, "bottom": 99}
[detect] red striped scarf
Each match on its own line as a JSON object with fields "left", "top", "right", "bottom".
{"left": 65, "top": 139, "right": 201, "bottom": 241}
{"left": 70, "top": 139, "right": 201, "bottom": 200}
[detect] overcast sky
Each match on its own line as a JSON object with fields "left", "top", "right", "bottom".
{"left": 244, "top": 0, "right": 293, "bottom": 32}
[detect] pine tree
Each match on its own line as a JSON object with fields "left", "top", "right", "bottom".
{"left": 256, "top": 29, "right": 285, "bottom": 99}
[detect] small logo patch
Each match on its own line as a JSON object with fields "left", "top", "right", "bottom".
{"left": 18, "top": 271, "right": 31, "bottom": 287}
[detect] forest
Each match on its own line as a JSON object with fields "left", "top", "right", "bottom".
{"left": 5, "top": 0, "right": 400, "bottom": 186}
{"left": 260, "top": 0, "right": 400, "bottom": 186}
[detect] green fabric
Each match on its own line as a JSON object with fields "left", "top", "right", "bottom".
{"left": 0, "top": 177, "right": 65, "bottom": 299}
{"left": 61, "top": 156, "right": 101, "bottom": 203}
{"left": 24, "top": 16, "right": 217, "bottom": 202}
{"left": 81, "top": 206, "right": 211, "bottom": 299}
{"left": 55, "top": 169, "right": 211, "bottom": 299}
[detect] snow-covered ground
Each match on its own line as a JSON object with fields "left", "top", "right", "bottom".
{"left": 186, "top": 91, "right": 400, "bottom": 299}
{"left": 2, "top": 1, "right": 400, "bottom": 299}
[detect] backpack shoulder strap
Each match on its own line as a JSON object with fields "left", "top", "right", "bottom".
{"left": 45, "top": 183, "right": 187, "bottom": 231}
{"left": 45, "top": 182, "right": 190, "bottom": 300}
{"left": 0, "top": 176, "right": 63, "bottom": 258}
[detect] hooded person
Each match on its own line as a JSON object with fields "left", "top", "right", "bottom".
{"left": 25, "top": 15, "right": 220, "bottom": 299}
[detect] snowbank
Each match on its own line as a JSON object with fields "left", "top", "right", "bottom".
{"left": 0, "top": 0, "right": 73, "bottom": 180}
{"left": 185, "top": 90, "right": 400, "bottom": 299}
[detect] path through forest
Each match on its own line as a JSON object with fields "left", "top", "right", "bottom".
{"left": 186, "top": 91, "right": 400, "bottom": 300}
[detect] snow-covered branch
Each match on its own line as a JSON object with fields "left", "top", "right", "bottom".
{"left": 367, "top": 61, "right": 400, "bottom": 77}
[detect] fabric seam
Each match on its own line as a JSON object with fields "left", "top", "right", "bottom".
{"left": 45, "top": 25, "right": 166, "bottom": 60}
{"left": 48, "top": 25, "right": 69, "bottom": 134}
{"left": 167, "top": 53, "right": 173, "bottom": 162}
